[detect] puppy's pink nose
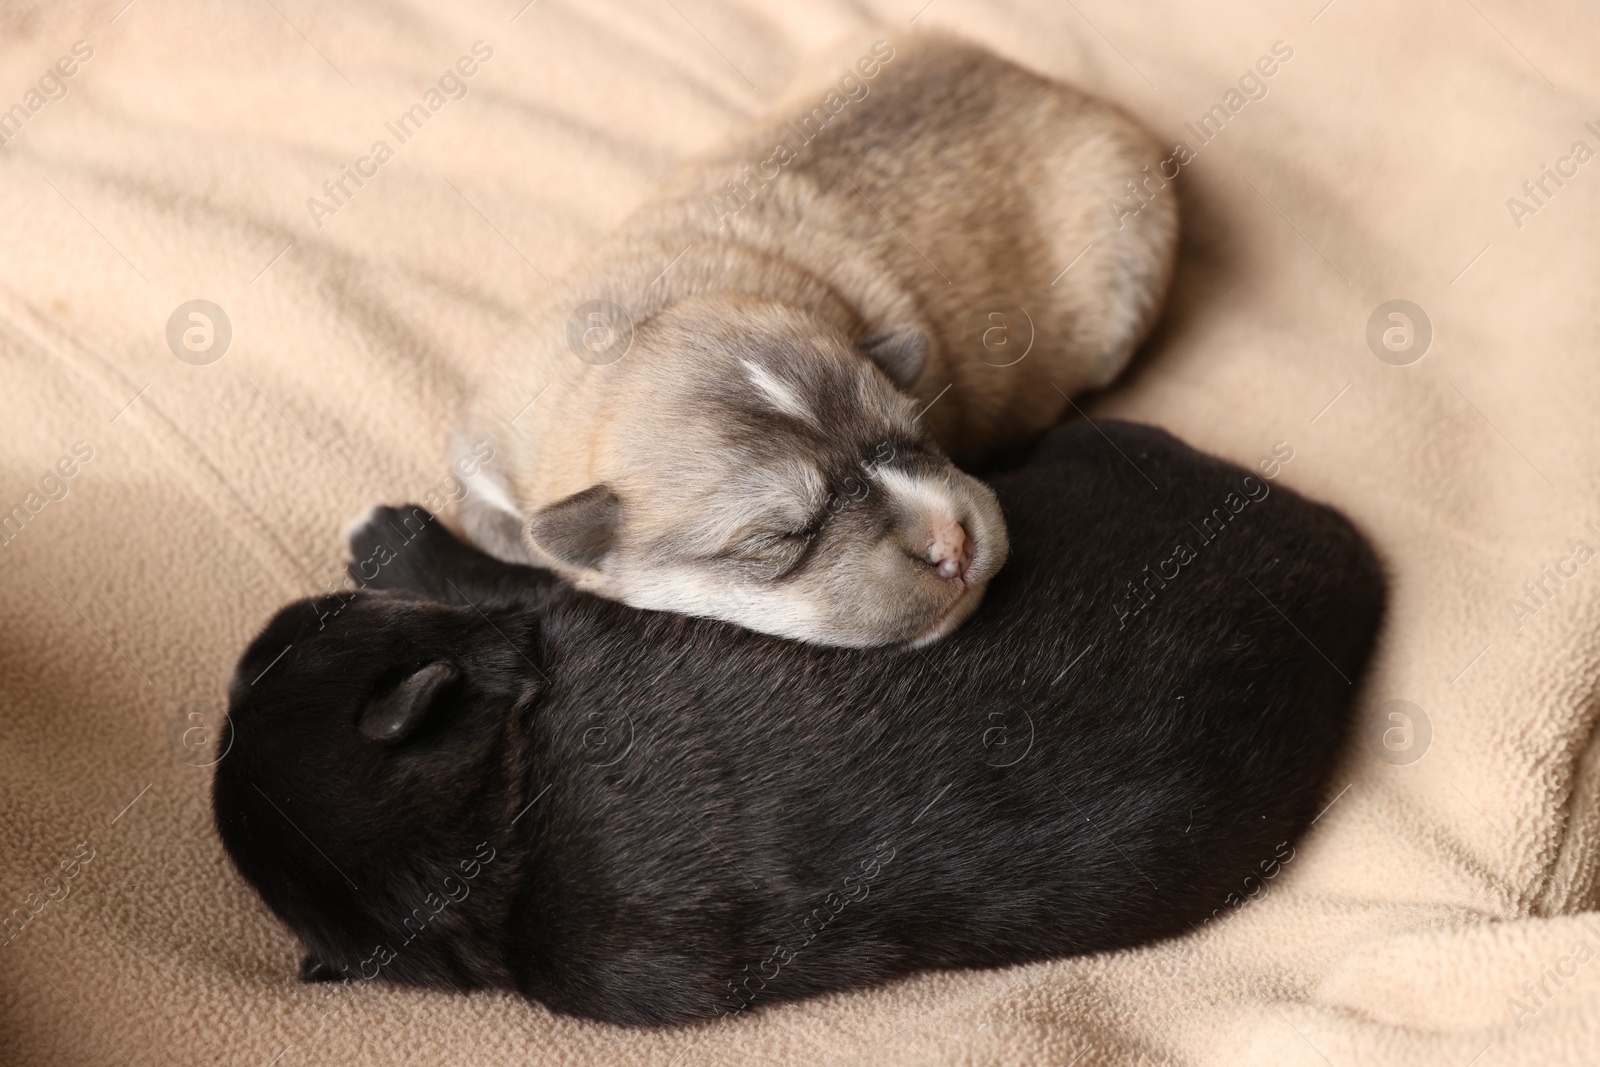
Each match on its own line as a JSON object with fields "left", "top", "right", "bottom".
{"left": 928, "top": 520, "right": 972, "bottom": 581}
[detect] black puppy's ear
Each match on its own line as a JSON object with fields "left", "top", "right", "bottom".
{"left": 359, "top": 661, "right": 459, "bottom": 743}
{"left": 857, "top": 327, "right": 927, "bottom": 390}
{"left": 526, "top": 485, "right": 621, "bottom": 571}
{"left": 300, "top": 954, "right": 346, "bottom": 982}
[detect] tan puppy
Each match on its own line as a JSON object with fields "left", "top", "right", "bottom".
{"left": 451, "top": 31, "right": 1177, "bottom": 647}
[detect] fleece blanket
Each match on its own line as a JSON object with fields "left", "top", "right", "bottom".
{"left": 3, "top": 0, "right": 1599, "bottom": 1063}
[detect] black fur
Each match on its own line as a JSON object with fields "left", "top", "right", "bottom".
{"left": 213, "top": 422, "right": 1384, "bottom": 1027}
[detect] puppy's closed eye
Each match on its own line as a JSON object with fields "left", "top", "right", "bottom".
{"left": 710, "top": 463, "right": 829, "bottom": 571}
{"left": 720, "top": 515, "right": 825, "bottom": 576}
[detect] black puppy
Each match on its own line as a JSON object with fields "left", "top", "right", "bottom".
{"left": 214, "top": 422, "right": 1383, "bottom": 1027}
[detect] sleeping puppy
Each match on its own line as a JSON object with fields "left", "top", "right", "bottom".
{"left": 216, "top": 422, "right": 1377, "bottom": 1028}
{"left": 452, "top": 31, "right": 1178, "bottom": 647}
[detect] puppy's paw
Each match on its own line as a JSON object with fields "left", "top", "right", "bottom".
{"left": 345, "top": 503, "right": 447, "bottom": 593}
{"left": 344, "top": 504, "right": 396, "bottom": 558}
{"left": 344, "top": 502, "right": 555, "bottom": 607}
{"left": 346, "top": 503, "right": 424, "bottom": 560}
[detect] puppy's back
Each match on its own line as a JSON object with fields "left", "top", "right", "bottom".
{"left": 674, "top": 33, "right": 1178, "bottom": 461}
{"left": 502, "top": 421, "right": 1383, "bottom": 1019}
{"left": 217, "top": 422, "right": 1384, "bottom": 1026}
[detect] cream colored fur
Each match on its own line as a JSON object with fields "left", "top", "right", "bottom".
{"left": 455, "top": 31, "right": 1176, "bottom": 645}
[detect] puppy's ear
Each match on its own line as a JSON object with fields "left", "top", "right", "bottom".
{"left": 857, "top": 327, "right": 927, "bottom": 390}
{"left": 300, "top": 954, "right": 346, "bottom": 983}
{"left": 526, "top": 485, "right": 621, "bottom": 571}
{"left": 360, "top": 661, "right": 459, "bottom": 743}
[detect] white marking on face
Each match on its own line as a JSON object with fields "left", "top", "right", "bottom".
{"left": 873, "top": 467, "right": 962, "bottom": 535}
{"left": 740, "top": 359, "right": 818, "bottom": 426}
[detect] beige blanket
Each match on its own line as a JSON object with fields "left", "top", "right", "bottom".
{"left": 4, "top": 0, "right": 1599, "bottom": 1062}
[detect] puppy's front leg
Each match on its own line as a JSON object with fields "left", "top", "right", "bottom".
{"left": 345, "top": 504, "right": 560, "bottom": 608}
